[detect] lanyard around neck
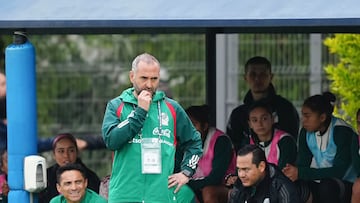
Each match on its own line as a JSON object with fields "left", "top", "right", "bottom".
{"left": 133, "top": 100, "right": 163, "bottom": 138}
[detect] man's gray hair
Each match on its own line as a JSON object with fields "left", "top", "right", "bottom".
{"left": 131, "top": 53, "right": 160, "bottom": 71}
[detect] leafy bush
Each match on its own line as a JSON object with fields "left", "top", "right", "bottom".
{"left": 324, "top": 34, "right": 360, "bottom": 128}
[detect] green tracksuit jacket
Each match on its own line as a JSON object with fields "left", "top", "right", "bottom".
{"left": 102, "top": 88, "right": 203, "bottom": 203}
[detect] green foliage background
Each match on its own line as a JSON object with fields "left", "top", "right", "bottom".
{"left": 324, "top": 34, "right": 360, "bottom": 128}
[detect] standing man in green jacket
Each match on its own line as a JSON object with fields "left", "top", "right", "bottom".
{"left": 102, "top": 53, "right": 203, "bottom": 203}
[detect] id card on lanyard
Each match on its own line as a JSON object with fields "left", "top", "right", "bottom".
{"left": 141, "top": 137, "right": 162, "bottom": 174}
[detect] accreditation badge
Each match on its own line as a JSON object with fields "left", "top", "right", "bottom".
{"left": 141, "top": 138, "right": 162, "bottom": 174}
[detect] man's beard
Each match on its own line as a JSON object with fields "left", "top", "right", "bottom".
{"left": 135, "top": 88, "right": 155, "bottom": 96}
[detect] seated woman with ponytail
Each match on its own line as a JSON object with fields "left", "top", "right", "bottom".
{"left": 246, "top": 100, "right": 297, "bottom": 170}
{"left": 282, "top": 92, "right": 357, "bottom": 203}
{"left": 185, "top": 105, "right": 236, "bottom": 203}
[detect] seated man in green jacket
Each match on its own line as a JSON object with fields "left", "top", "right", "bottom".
{"left": 50, "top": 163, "right": 106, "bottom": 203}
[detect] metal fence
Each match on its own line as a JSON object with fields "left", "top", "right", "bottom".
{"left": 237, "top": 34, "right": 334, "bottom": 108}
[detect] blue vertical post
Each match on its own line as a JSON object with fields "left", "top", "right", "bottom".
{"left": 5, "top": 31, "right": 38, "bottom": 203}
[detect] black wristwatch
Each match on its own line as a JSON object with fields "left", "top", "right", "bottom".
{"left": 181, "top": 170, "right": 192, "bottom": 178}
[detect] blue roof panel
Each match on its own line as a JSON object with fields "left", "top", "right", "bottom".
{"left": 1, "top": 0, "right": 360, "bottom": 34}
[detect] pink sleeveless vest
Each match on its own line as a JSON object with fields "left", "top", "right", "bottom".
{"left": 192, "top": 128, "right": 236, "bottom": 180}
{"left": 250, "top": 128, "right": 289, "bottom": 165}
